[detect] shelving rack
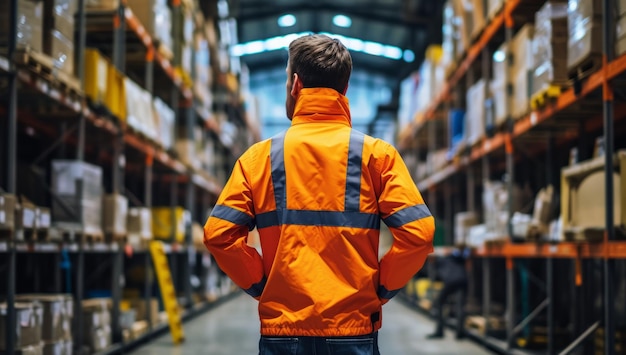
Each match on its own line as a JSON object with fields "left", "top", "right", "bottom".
{"left": 399, "top": 0, "right": 626, "bottom": 354}
{"left": 1, "top": 0, "right": 251, "bottom": 354}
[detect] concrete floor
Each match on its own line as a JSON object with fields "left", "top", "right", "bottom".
{"left": 130, "top": 293, "right": 492, "bottom": 355}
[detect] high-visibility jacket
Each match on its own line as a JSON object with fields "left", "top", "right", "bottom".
{"left": 204, "top": 88, "right": 434, "bottom": 337}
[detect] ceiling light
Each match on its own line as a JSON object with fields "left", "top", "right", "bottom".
{"left": 333, "top": 14, "right": 352, "bottom": 28}
{"left": 403, "top": 50, "right": 415, "bottom": 63}
{"left": 278, "top": 14, "right": 296, "bottom": 27}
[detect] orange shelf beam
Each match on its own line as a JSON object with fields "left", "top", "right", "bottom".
{"left": 474, "top": 241, "right": 626, "bottom": 259}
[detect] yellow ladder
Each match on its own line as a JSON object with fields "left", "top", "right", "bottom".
{"left": 149, "top": 241, "right": 185, "bottom": 344}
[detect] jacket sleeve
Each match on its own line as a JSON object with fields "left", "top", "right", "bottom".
{"left": 204, "top": 155, "right": 266, "bottom": 299}
{"left": 376, "top": 143, "right": 435, "bottom": 304}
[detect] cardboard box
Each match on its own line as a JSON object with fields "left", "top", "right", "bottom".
{"left": 1, "top": 343, "right": 44, "bottom": 355}
{"left": 153, "top": 97, "right": 175, "bottom": 150}
{"left": 127, "top": 207, "right": 152, "bottom": 244}
{"left": 42, "top": 341, "right": 72, "bottom": 355}
{"left": 465, "top": 78, "right": 486, "bottom": 146}
{"left": 45, "top": 30, "right": 74, "bottom": 75}
{"left": 0, "top": 302, "right": 43, "bottom": 350}
{"left": 130, "top": 298, "right": 159, "bottom": 325}
{"left": 102, "top": 194, "right": 128, "bottom": 236}
{"left": 0, "top": 0, "right": 44, "bottom": 53}
{"left": 0, "top": 194, "right": 17, "bottom": 230}
{"left": 86, "top": 0, "right": 119, "bottom": 10}
{"left": 455, "top": 212, "right": 479, "bottom": 244}
{"left": 567, "top": 19, "right": 603, "bottom": 70}
{"left": 126, "top": 0, "right": 172, "bottom": 50}
{"left": 35, "top": 207, "right": 51, "bottom": 230}
{"left": 15, "top": 295, "right": 73, "bottom": 343}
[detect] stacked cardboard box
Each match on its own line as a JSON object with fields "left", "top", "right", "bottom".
{"left": 0, "top": 302, "right": 43, "bottom": 354}
{"left": 125, "top": 78, "right": 157, "bottom": 141}
{"left": 567, "top": 0, "right": 603, "bottom": 72}
{"left": 81, "top": 299, "right": 112, "bottom": 353}
{"left": 492, "top": 24, "right": 535, "bottom": 124}
{"left": 43, "top": 0, "right": 75, "bottom": 75}
{"left": 126, "top": 0, "right": 173, "bottom": 59}
{"left": 127, "top": 207, "right": 152, "bottom": 247}
{"left": 174, "top": 0, "right": 195, "bottom": 75}
{"left": 531, "top": 2, "right": 569, "bottom": 97}
{"left": 0, "top": 194, "right": 17, "bottom": 232}
{"left": 15, "top": 295, "right": 73, "bottom": 355}
{"left": 0, "top": 0, "right": 44, "bottom": 54}
{"left": 102, "top": 194, "right": 128, "bottom": 238}
{"left": 51, "top": 160, "right": 103, "bottom": 237}
{"left": 153, "top": 97, "right": 176, "bottom": 150}
{"left": 193, "top": 32, "right": 214, "bottom": 121}
{"left": 465, "top": 78, "right": 486, "bottom": 146}
{"left": 618, "top": 0, "right": 626, "bottom": 55}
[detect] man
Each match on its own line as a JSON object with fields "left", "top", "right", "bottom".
{"left": 427, "top": 244, "right": 470, "bottom": 340}
{"left": 204, "top": 34, "right": 434, "bottom": 355}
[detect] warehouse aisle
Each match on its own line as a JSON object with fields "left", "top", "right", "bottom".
{"left": 130, "top": 292, "right": 491, "bottom": 355}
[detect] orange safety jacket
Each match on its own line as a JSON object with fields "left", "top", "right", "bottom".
{"left": 204, "top": 88, "right": 435, "bottom": 337}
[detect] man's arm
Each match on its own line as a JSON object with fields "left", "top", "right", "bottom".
{"left": 376, "top": 144, "right": 435, "bottom": 304}
{"left": 204, "top": 157, "right": 266, "bottom": 299}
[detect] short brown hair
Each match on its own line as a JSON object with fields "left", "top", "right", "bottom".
{"left": 288, "top": 34, "right": 352, "bottom": 94}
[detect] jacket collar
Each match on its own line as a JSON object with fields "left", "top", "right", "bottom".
{"left": 291, "top": 88, "right": 352, "bottom": 127}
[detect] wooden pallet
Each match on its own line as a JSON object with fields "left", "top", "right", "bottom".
{"left": 105, "top": 232, "right": 128, "bottom": 244}
{"left": 568, "top": 53, "right": 603, "bottom": 83}
{"left": 530, "top": 84, "right": 568, "bottom": 110}
{"left": 13, "top": 48, "right": 81, "bottom": 95}
{"left": 23, "top": 228, "right": 50, "bottom": 242}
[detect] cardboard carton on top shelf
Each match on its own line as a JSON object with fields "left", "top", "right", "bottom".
{"left": 102, "top": 194, "right": 128, "bottom": 237}
{"left": 0, "top": 194, "right": 17, "bottom": 231}
{"left": 0, "top": 0, "right": 44, "bottom": 54}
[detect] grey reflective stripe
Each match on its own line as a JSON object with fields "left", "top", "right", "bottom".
{"left": 211, "top": 205, "right": 254, "bottom": 229}
{"left": 383, "top": 204, "right": 432, "bottom": 228}
{"left": 377, "top": 285, "right": 400, "bottom": 300}
{"left": 256, "top": 210, "right": 380, "bottom": 229}
{"left": 244, "top": 276, "right": 267, "bottom": 298}
{"left": 345, "top": 130, "right": 364, "bottom": 212}
{"left": 270, "top": 132, "right": 287, "bottom": 212}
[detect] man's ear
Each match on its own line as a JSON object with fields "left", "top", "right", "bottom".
{"left": 291, "top": 73, "right": 303, "bottom": 97}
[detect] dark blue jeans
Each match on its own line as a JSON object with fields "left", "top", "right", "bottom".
{"left": 259, "top": 332, "right": 380, "bottom": 355}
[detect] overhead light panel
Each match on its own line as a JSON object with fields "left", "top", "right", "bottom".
{"left": 333, "top": 14, "right": 352, "bottom": 28}
{"left": 278, "top": 14, "right": 296, "bottom": 27}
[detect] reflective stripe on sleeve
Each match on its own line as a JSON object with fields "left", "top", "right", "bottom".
{"left": 211, "top": 205, "right": 254, "bottom": 228}
{"left": 382, "top": 204, "right": 432, "bottom": 228}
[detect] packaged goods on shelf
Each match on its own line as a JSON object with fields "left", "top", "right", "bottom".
{"left": 15, "top": 196, "right": 37, "bottom": 239}
{"left": 127, "top": 298, "right": 159, "bottom": 326}
{"left": 15, "top": 295, "right": 73, "bottom": 344}
{"left": 35, "top": 207, "right": 51, "bottom": 232}
{"left": 153, "top": 97, "right": 175, "bottom": 150}
{"left": 449, "top": 0, "right": 472, "bottom": 59}
{"left": 426, "top": 149, "right": 449, "bottom": 176}
{"left": 482, "top": 181, "right": 528, "bottom": 239}
{"left": 42, "top": 340, "right": 72, "bottom": 355}
{"left": 567, "top": 0, "right": 603, "bottom": 73}
{"left": 84, "top": 48, "right": 109, "bottom": 105}
{"left": 125, "top": 78, "right": 157, "bottom": 141}
{"left": 126, "top": 0, "right": 173, "bottom": 57}
{"left": 81, "top": 299, "right": 112, "bottom": 353}
{"left": 51, "top": 160, "right": 103, "bottom": 237}
{"left": 102, "top": 194, "right": 128, "bottom": 237}
{"left": 487, "top": 0, "right": 504, "bottom": 19}
{"left": 529, "top": 185, "right": 555, "bottom": 238}
{"left": 455, "top": 211, "right": 479, "bottom": 245}
{"left": 85, "top": 0, "right": 119, "bottom": 10}
{"left": 397, "top": 74, "right": 420, "bottom": 129}
{"left": 441, "top": 1, "right": 457, "bottom": 74}
{"left": 561, "top": 151, "right": 626, "bottom": 242}
{"left": 466, "top": 224, "right": 488, "bottom": 247}
{"left": 151, "top": 206, "right": 190, "bottom": 243}
{"left": 0, "top": 0, "right": 44, "bottom": 54}
{"left": 618, "top": 16, "right": 626, "bottom": 56}
{"left": 448, "top": 109, "right": 466, "bottom": 157}
{"left": 127, "top": 207, "right": 152, "bottom": 247}
{"left": 192, "top": 222, "right": 205, "bottom": 251}
{"left": 0, "top": 193, "right": 17, "bottom": 231}
{"left": 492, "top": 25, "right": 534, "bottom": 122}
{"left": 43, "top": 0, "right": 75, "bottom": 39}
{"left": 465, "top": 79, "right": 486, "bottom": 146}
{"left": 469, "top": 0, "right": 486, "bottom": 40}
{"left": 105, "top": 62, "right": 127, "bottom": 120}
{"left": 175, "top": 139, "right": 200, "bottom": 170}
{"left": 46, "top": 30, "right": 74, "bottom": 75}
{"left": 531, "top": 2, "right": 568, "bottom": 97}
{"left": 511, "top": 212, "right": 532, "bottom": 239}
{"left": 0, "top": 302, "right": 43, "bottom": 350}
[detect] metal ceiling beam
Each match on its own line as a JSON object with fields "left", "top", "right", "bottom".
{"left": 235, "top": 2, "right": 429, "bottom": 29}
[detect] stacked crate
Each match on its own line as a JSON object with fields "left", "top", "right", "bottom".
{"left": 102, "top": 194, "right": 128, "bottom": 240}
{"left": 127, "top": 207, "right": 152, "bottom": 248}
{"left": 618, "top": 0, "right": 626, "bottom": 55}
{"left": 126, "top": 0, "right": 173, "bottom": 59}
{"left": 43, "top": 0, "right": 75, "bottom": 75}
{"left": 492, "top": 24, "right": 535, "bottom": 125}
{"left": 530, "top": 1, "right": 569, "bottom": 106}
{"left": 51, "top": 160, "right": 104, "bottom": 239}
{"left": 0, "top": 0, "right": 44, "bottom": 54}
{"left": 567, "top": 0, "right": 603, "bottom": 78}
{"left": 81, "top": 299, "right": 112, "bottom": 353}
{"left": 16, "top": 295, "right": 73, "bottom": 355}
{"left": 0, "top": 302, "right": 43, "bottom": 355}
